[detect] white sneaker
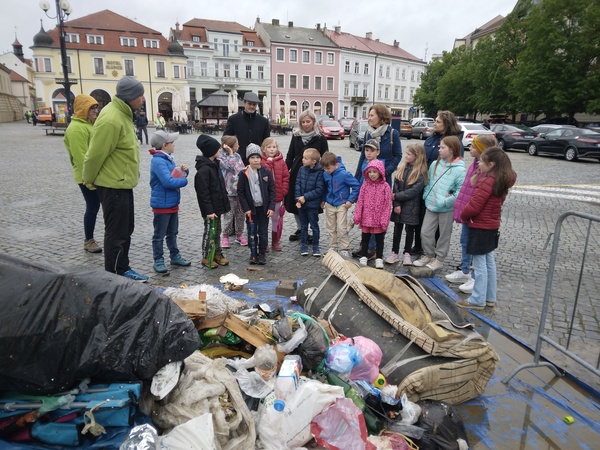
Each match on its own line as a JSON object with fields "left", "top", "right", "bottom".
{"left": 384, "top": 252, "right": 400, "bottom": 264}
{"left": 359, "top": 256, "right": 368, "bottom": 266}
{"left": 459, "top": 278, "right": 475, "bottom": 293}
{"left": 375, "top": 258, "right": 384, "bottom": 269}
{"left": 445, "top": 270, "right": 471, "bottom": 284}
{"left": 413, "top": 255, "right": 432, "bottom": 267}
{"left": 340, "top": 250, "right": 349, "bottom": 257}
{"left": 426, "top": 259, "right": 444, "bottom": 271}
{"left": 402, "top": 252, "right": 413, "bottom": 266}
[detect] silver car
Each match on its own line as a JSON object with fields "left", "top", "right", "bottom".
{"left": 411, "top": 120, "right": 435, "bottom": 140}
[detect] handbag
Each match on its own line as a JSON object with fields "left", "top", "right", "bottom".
{"left": 467, "top": 228, "right": 499, "bottom": 255}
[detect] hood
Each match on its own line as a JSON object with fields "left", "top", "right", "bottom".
{"left": 363, "top": 159, "right": 386, "bottom": 183}
{"left": 73, "top": 95, "right": 98, "bottom": 121}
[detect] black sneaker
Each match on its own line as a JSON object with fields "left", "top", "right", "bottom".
{"left": 351, "top": 246, "right": 362, "bottom": 258}
{"left": 257, "top": 254, "right": 266, "bottom": 265}
{"left": 409, "top": 246, "right": 423, "bottom": 256}
{"left": 289, "top": 229, "right": 301, "bottom": 242}
{"left": 249, "top": 255, "right": 258, "bottom": 265}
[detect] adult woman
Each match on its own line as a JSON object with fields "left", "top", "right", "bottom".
{"left": 284, "top": 109, "right": 329, "bottom": 241}
{"left": 63, "top": 94, "right": 102, "bottom": 253}
{"left": 424, "top": 110, "right": 463, "bottom": 168}
{"left": 354, "top": 104, "right": 402, "bottom": 186}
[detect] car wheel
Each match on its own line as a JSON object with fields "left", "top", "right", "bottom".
{"left": 349, "top": 139, "right": 353, "bottom": 148}
{"left": 498, "top": 139, "right": 505, "bottom": 150}
{"left": 564, "top": 146, "right": 578, "bottom": 161}
{"left": 419, "top": 132, "right": 424, "bottom": 140}
{"left": 528, "top": 143, "right": 538, "bottom": 156}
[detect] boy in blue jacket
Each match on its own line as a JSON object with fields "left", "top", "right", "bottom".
{"left": 149, "top": 130, "right": 191, "bottom": 274}
{"left": 320, "top": 151, "right": 360, "bottom": 257}
{"left": 295, "top": 148, "right": 325, "bottom": 257}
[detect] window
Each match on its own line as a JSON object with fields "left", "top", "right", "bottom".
{"left": 87, "top": 35, "right": 103, "bottom": 45}
{"left": 326, "top": 77, "right": 334, "bottom": 90}
{"left": 290, "top": 49, "right": 297, "bottom": 62}
{"left": 94, "top": 57, "right": 104, "bottom": 75}
{"left": 344, "top": 83, "right": 349, "bottom": 97}
{"left": 364, "top": 63, "right": 369, "bottom": 75}
{"left": 276, "top": 48, "right": 284, "bottom": 61}
{"left": 214, "top": 63, "right": 219, "bottom": 77}
{"left": 315, "top": 51, "right": 322, "bottom": 64}
{"left": 315, "top": 76, "right": 322, "bottom": 90}
{"left": 378, "top": 65, "right": 383, "bottom": 77}
{"left": 120, "top": 37, "right": 136, "bottom": 47}
{"left": 377, "top": 84, "right": 382, "bottom": 99}
{"left": 289, "top": 75, "right": 297, "bottom": 89}
{"left": 418, "top": 71, "right": 422, "bottom": 81}
{"left": 344, "top": 61, "right": 350, "bottom": 73}
{"left": 411, "top": 70, "right": 415, "bottom": 81}
{"left": 276, "top": 74, "right": 284, "bottom": 88}
{"left": 187, "top": 60, "right": 194, "bottom": 77}
{"left": 192, "top": 36, "right": 200, "bottom": 42}
{"left": 247, "top": 40, "right": 254, "bottom": 47}
{"left": 234, "top": 40, "right": 238, "bottom": 52}
{"left": 234, "top": 64, "right": 239, "bottom": 78}
{"left": 384, "top": 86, "right": 389, "bottom": 99}
{"left": 362, "top": 106, "right": 368, "bottom": 118}
{"left": 353, "top": 84, "right": 359, "bottom": 96}
{"left": 156, "top": 61, "right": 165, "bottom": 78}
{"left": 223, "top": 64, "right": 231, "bottom": 78}
{"left": 327, "top": 52, "right": 334, "bottom": 65}
{"left": 302, "top": 75, "right": 309, "bottom": 89}
{"left": 363, "top": 86, "right": 369, "bottom": 97}
{"left": 394, "top": 87, "right": 399, "bottom": 100}
{"left": 400, "top": 87, "right": 405, "bottom": 100}
{"left": 213, "top": 38, "right": 218, "bottom": 51}
{"left": 355, "top": 62, "right": 360, "bottom": 74}
{"left": 258, "top": 65, "right": 264, "bottom": 79}
{"left": 65, "top": 33, "right": 79, "bottom": 43}
{"left": 302, "top": 50, "right": 310, "bottom": 63}
{"left": 246, "top": 65, "right": 252, "bottom": 79}
{"left": 66, "top": 55, "right": 72, "bottom": 73}
{"left": 410, "top": 88, "right": 414, "bottom": 100}
{"left": 143, "top": 39, "right": 159, "bottom": 49}
{"left": 343, "top": 106, "right": 349, "bottom": 117}
{"left": 124, "top": 59, "right": 134, "bottom": 76}
{"left": 386, "top": 66, "right": 390, "bottom": 78}
{"left": 402, "top": 69, "right": 406, "bottom": 80}
{"left": 200, "top": 61, "right": 208, "bottom": 76}
{"left": 395, "top": 68, "right": 400, "bottom": 79}
{"left": 223, "top": 39, "right": 230, "bottom": 57}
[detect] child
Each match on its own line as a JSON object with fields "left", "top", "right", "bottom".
{"left": 149, "top": 130, "right": 191, "bottom": 273}
{"left": 237, "top": 144, "right": 276, "bottom": 265}
{"left": 413, "top": 136, "right": 466, "bottom": 271}
{"left": 456, "top": 147, "right": 516, "bottom": 310}
{"left": 320, "top": 151, "right": 360, "bottom": 257}
{"left": 351, "top": 139, "right": 381, "bottom": 259}
{"left": 446, "top": 135, "right": 498, "bottom": 292}
{"left": 194, "top": 134, "right": 231, "bottom": 269}
{"left": 353, "top": 160, "right": 392, "bottom": 269}
{"left": 261, "top": 137, "right": 289, "bottom": 252}
{"left": 384, "top": 143, "right": 428, "bottom": 266}
{"left": 295, "top": 148, "right": 325, "bottom": 257}
{"left": 219, "top": 135, "right": 247, "bottom": 249}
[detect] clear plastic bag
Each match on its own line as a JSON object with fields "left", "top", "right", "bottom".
{"left": 325, "top": 343, "right": 362, "bottom": 377}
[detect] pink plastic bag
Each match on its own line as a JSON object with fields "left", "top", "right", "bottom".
{"left": 349, "top": 336, "right": 383, "bottom": 383}
{"left": 310, "top": 398, "right": 376, "bottom": 450}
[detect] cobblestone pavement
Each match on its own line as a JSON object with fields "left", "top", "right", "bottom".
{"left": 1, "top": 121, "right": 599, "bottom": 386}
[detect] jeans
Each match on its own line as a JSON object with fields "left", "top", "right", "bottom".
{"left": 460, "top": 224, "right": 473, "bottom": 273}
{"left": 391, "top": 223, "right": 417, "bottom": 254}
{"left": 298, "top": 207, "right": 320, "bottom": 253}
{"left": 469, "top": 252, "right": 497, "bottom": 306}
{"left": 78, "top": 184, "right": 100, "bottom": 241}
{"left": 152, "top": 212, "right": 180, "bottom": 261}
{"left": 97, "top": 187, "right": 134, "bottom": 275}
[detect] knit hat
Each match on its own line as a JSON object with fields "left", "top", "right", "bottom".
{"left": 364, "top": 139, "right": 380, "bottom": 151}
{"left": 471, "top": 135, "right": 487, "bottom": 154}
{"left": 246, "top": 143, "right": 262, "bottom": 159}
{"left": 116, "top": 77, "right": 144, "bottom": 102}
{"left": 150, "top": 130, "right": 179, "bottom": 149}
{"left": 196, "top": 134, "right": 221, "bottom": 157}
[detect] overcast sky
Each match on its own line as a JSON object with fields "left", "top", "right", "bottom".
{"left": 2, "top": 0, "right": 517, "bottom": 62}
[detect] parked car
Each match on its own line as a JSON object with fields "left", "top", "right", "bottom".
{"left": 526, "top": 127, "right": 600, "bottom": 161}
{"left": 458, "top": 122, "right": 495, "bottom": 148}
{"left": 400, "top": 120, "right": 413, "bottom": 139}
{"left": 318, "top": 120, "right": 345, "bottom": 140}
{"left": 316, "top": 114, "right": 331, "bottom": 122}
{"left": 490, "top": 124, "right": 539, "bottom": 151}
{"left": 531, "top": 124, "right": 577, "bottom": 136}
{"left": 37, "top": 106, "right": 53, "bottom": 126}
{"left": 349, "top": 119, "right": 369, "bottom": 150}
{"left": 411, "top": 120, "right": 435, "bottom": 140}
{"left": 338, "top": 117, "right": 355, "bottom": 134}
{"left": 410, "top": 117, "right": 434, "bottom": 126}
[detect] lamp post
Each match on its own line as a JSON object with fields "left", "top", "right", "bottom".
{"left": 40, "top": 0, "right": 73, "bottom": 121}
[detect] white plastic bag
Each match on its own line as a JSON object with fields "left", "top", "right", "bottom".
{"left": 159, "top": 413, "right": 216, "bottom": 449}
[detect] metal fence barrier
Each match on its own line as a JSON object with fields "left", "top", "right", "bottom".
{"left": 503, "top": 211, "right": 600, "bottom": 384}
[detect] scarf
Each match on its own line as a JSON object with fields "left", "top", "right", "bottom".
{"left": 298, "top": 129, "right": 317, "bottom": 145}
{"left": 368, "top": 124, "right": 388, "bottom": 142}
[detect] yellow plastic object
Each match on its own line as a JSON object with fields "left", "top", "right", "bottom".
{"left": 200, "top": 347, "right": 253, "bottom": 360}
{"left": 563, "top": 415, "right": 575, "bottom": 424}
{"left": 373, "top": 373, "right": 386, "bottom": 388}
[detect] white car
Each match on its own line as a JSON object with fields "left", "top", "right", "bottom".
{"left": 410, "top": 117, "right": 434, "bottom": 126}
{"left": 458, "top": 122, "right": 496, "bottom": 148}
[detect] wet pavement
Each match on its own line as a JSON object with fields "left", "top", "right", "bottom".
{"left": 1, "top": 121, "right": 599, "bottom": 390}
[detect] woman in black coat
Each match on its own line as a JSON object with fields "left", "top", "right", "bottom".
{"left": 284, "top": 110, "right": 329, "bottom": 241}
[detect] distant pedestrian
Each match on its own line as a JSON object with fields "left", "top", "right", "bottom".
{"left": 24, "top": 111, "right": 31, "bottom": 123}
{"left": 32, "top": 111, "right": 38, "bottom": 126}
{"left": 218, "top": 135, "right": 247, "bottom": 249}
{"left": 261, "top": 137, "right": 289, "bottom": 252}
{"left": 295, "top": 148, "right": 325, "bottom": 257}
{"left": 136, "top": 111, "right": 149, "bottom": 145}
{"left": 224, "top": 92, "right": 270, "bottom": 164}
{"left": 155, "top": 112, "right": 166, "bottom": 130}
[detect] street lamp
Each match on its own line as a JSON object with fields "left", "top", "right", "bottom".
{"left": 40, "top": 0, "right": 73, "bottom": 121}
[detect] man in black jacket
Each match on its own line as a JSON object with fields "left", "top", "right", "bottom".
{"left": 136, "top": 111, "right": 149, "bottom": 145}
{"left": 223, "top": 92, "right": 270, "bottom": 164}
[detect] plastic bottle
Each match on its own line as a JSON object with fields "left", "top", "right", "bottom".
{"left": 273, "top": 355, "right": 302, "bottom": 412}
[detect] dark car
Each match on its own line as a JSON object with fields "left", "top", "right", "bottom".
{"left": 349, "top": 119, "right": 368, "bottom": 150}
{"left": 318, "top": 120, "right": 345, "bottom": 140}
{"left": 338, "top": 117, "right": 355, "bottom": 134}
{"left": 527, "top": 127, "right": 600, "bottom": 161}
{"left": 531, "top": 124, "right": 577, "bottom": 136}
{"left": 491, "top": 124, "right": 539, "bottom": 151}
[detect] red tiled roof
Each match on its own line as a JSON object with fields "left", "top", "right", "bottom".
{"left": 178, "top": 18, "right": 265, "bottom": 47}
{"left": 325, "top": 30, "right": 422, "bottom": 62}
{"left": 9, "top": 70, "right": 28, "bottom": 83}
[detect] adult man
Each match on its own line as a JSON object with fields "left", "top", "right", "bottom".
{"left": 223, "top": 92, "right": 270, "bottom": 164}
{"left": 136, "top": 110, "right": 149, "bottom": 145}
{"left": 82, "top": 76, "right": 148, "bottom": 282}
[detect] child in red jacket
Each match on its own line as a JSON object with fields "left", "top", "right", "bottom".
{"left": 261, "top": 138, "right": 289, "bottom": 251}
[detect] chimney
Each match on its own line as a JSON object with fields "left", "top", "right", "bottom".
{"left": 393, "top": 40, "right": 399, "bottom": 47}
{"left": 175, "top": 21, "right": 180, "bottom": 31}
{"left": 288, "top": 21, "right": 293, "bottom": 28}
{"left": 366, "top": 32, "right": 373, "bottom": 40}
{"left": 316, "top": 23, "right": 320, "bottom": 30}
{"left": 256, "top": 16, "right": 260, "bottom": 23}
{"left": 272, "top": 19, "right": 279, "bottom": 26}
{"left": 334, "top": 26, "right": 341, "bottom": 34}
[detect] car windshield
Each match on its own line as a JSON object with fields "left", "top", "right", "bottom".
{"left": 322, "top": 121, "right": 340, "bottom": 127}
{"left": 579, "top": 129, "right": 600, "bottom": 136}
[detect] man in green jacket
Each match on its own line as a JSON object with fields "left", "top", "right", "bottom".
{"left": 82, "top": 76, "right": 148, "bottom": 282}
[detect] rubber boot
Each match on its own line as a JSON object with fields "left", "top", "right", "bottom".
{"left": 272, "top": 231, "right": 282, "bottom": 252}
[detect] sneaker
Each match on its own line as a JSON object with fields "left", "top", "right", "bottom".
{"left": 201, "top": 258, "right": 218, "bottom": 269}
{"left": 340, "top": 250, "right": 350, "bottom": 258}
{"left": 235, "top": 235, "right": 248, "bottom": 246}
{"left": 351, "top": 247, "right": 362, "bottom": 258}
{"left": 221, "top": 236, "right": 230, "bottom": 249}
{"left": 313, "top": 250, "right": 321, "bottom": 257}
{"left": 301, "top": 250, "right": 309, "bottom": 256}
{"left": 214, "top": 254, "right": 229, "bottom": 266}
{"left": 426, "top": 259, "right": 444, "bottom": 271}
{"left": 153, "top": 258, "right": 168, "bottom": 273}
{"left": 455, "top": 299, "right": 484, "bottom": 311}
{"left": 375, "top": 258, "right": 384, "bottom": 269}
{"left": 123, "top": 268, "right": 148, "bottom": 282}
{"left": 171, "top": 254, "right": 191, "bottom": 267}
{"left": 289, "top": 229, "right": 301, "bottom": 242}
{"left": 459, "top": 278, "right": 475, "bottom": 294}
{"left": 445, "top": 270, "right": 471, "bottom": 284}
{"left": 257, "top": 254, "right": 266, "bottom": 265}
{"left": 249, "top": 255, "right": 258, "bottom": 265}
{"left": 84, "top": 239, "right": 102, "bottom": 253}
{"left": 384, "top": 252, "right": 400, "bottom": 264}
{"left": 359, "top": 256, "right": 368, "bottom": 267}
{"left": 413, "top": 255, "right": 432, "bottom": 267}
{"left": 486, "top": 301, "right": 496, "bottom": 308}
{"left": 402, "top": 252, "right": 413, "bottom": 266}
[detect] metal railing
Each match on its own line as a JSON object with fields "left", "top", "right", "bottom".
{"left": 503, "top": 211, "right": 600, "bottom": 383}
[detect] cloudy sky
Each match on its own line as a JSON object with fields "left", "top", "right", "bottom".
{"left": 2, "top": 0, "right": 517, "bottom": 61}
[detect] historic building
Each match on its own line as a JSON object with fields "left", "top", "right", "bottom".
{"left": 0, "top": 38, "right": 37, "bottom": 116}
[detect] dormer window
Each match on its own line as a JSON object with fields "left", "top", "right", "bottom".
{"left": 192, "top": 36, "right": 200, "bottom": 42}
{"left": 65, "top": 33, "right": 79, "bottom": 43}
{"left": 120, "top": 37, "right": 137, "bottom": 47}
{"left": 87, "top": 35, "right": 104, "bottom": 45}
{"left": 143, "top": 39, "right": 159, "bottom": 49}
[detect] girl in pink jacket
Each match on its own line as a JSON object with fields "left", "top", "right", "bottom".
{"left": 353, "top": 160, "right": 392, "bottom": 269}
